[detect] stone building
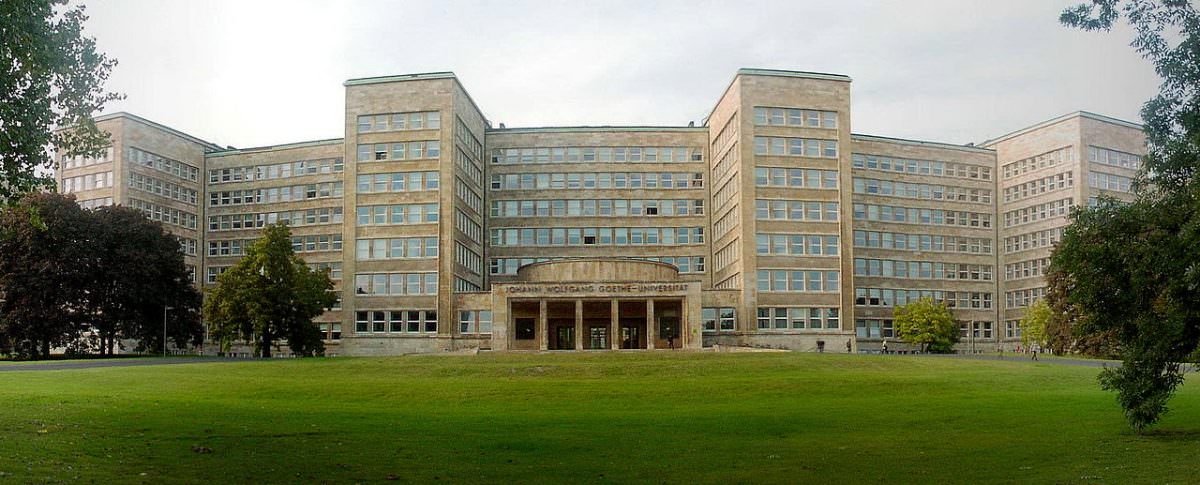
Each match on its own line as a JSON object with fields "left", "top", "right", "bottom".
{"left": 55, "top": 68, "right": 1146, "bottom": 355}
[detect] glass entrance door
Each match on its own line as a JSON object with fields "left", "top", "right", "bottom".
{"left": 620, "top": 326, "right": 641, "bottom": 349}
{"left": 555, "top": 325, "right": 575, "bottom": 350}
{"left": 588, "top": 326, "right": 607, "bottom": 349}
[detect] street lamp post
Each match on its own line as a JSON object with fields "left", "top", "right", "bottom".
{"left": 163, "top": 306, "right": 174, "bottom": 357}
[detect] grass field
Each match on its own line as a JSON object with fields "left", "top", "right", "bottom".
{"left": 2, "top": 353, "right": 1197, "bottom": 484}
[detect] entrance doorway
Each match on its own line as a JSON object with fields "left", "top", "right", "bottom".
{"left": 547, "top": 301, "right": 576, "bottom": 350}
{"left": 582, "top": 301, "right": 611, "bottom": 350}
{"left": 618, "top": 300, "right": 647, "bottom": 349}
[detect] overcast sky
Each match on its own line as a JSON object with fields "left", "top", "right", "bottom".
{"left": 81, "top": 0, "right": 1159, "bottom": 149}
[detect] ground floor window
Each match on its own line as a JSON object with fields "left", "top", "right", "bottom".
{"left": 758, "top": 307, "right": 839, "bottom": 330}
{"left": 318, "top": 323, "right": 342, "bottom": 340}
{"left": 1005, "top": 320, "right": 1021, "bottom": 339}
{"left": 460, "top": 310, "right": 493, "bottom": 335}
{"left": 702, "top": 307, "right": 737, "bottom": 332}
{"left": 855, "top": 319, "right": 892, "bottom": 338}
{"left": 515, "top": 318, "right": 535, "bottom": 340}
{"left": 355, "top": 310, "right": 437, "bottom": 334}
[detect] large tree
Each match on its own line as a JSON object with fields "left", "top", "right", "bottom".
{"left": 892, "top": 297, "right": 959, "bottom": 353}
{"left": 0, "top": 0, "right": 122, "bottom": 201}
{"left": 0, "top": 193, "right": 95, "bottom": 359}
{"left": 1052, "top": 0, "right": 1200, "bottom": 431}
{"left": 88, "top": 205, "right": 202, "bottom": 355}
{"left": 204, "top": 223, "right": 336, "bottom": 358}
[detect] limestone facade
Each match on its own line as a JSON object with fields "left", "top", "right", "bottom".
{"left": 55, "top": 69, "right": 1146, "bottom": 355}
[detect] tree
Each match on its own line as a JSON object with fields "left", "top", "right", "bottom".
{"left": 1054, "top": 0, "right": 1200, "bottom": 432}
{"left": 892, "top": 297, "right": 959, "bottom": 353}
{"left": 0, "top": 0, "right": 123, "bottom": 201}
{"left": 0, "top": 193, "right": 95, "bottom": 359}
{"left": 1044, "top": 266, "right": 1120, "bottom": 357}
{"left": 88, "top": 205, "right": 203, "bottom": 355}
{"left": 204, "top": 223, "right": 336, "bottom": 358}
{"left": 1019, "top": 299, "right": 1051, "bottom": 351}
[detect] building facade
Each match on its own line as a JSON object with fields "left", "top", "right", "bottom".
{"left": 55, "top": 69, "right": 1146, "bottom": 355}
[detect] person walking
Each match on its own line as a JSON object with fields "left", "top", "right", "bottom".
{"left": 881, "top": 339, "right": 889, "bottom": 355}
{"left": 1031, "top": 343, "right": 1039, "bottom": 361}
{"left": 845, "top": 339, "right": 852, "bottom": 353}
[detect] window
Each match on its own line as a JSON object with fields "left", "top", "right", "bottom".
{"left": 515, "top": 318, "right": 536, "bottom": 340}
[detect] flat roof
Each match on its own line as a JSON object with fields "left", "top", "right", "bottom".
{"left": 343, "top": 71, "right": 489, "bottom": 128}
{"left": 486, "top": 126, "right": 707, "bottom": 135}
{"left": 852, "top": 133, "right": 995, "bottom": 155}
{"left": 206, "top": 138, "right": 344, "bottom": 157}
{"left": 980, "top": 111, "right": 1144, "bottom": 147}
{"left": 91, "top": 112, "right": 224, "bottom": 151}
{"left": 704, "top": 68, "right": 853, "bottom": 127}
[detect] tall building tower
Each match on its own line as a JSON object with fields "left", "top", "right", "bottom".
{"left": 983, "top": 112, "right": 1144, "bottom": 344}
{"left": 706, "top": 69, "right": 855, "bottom": 350}
{"left": 56, "top": 113, "right": 222, "bottom": 284}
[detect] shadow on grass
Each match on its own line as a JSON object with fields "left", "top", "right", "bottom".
{"left": 1134, "top": 428, "right": 1200, "bottom": 441}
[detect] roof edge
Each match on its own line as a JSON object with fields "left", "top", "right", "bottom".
{"left": 851, "top": 133, "right": 995, "bottom": 154}
{"left": 736, "top": 68, "right": 852, "bottom": 82}
{"left": 980, "top": 111, "right": 1144, "bottom": 147}
{"left": 343, "top": 71, "right": 457, "bottom": 86}
{"left": 91, "top": 112, "right": 224, "bottom": 150}
{"left": 487, "top": 125, "right": 708, "bottom": 134}
{"left": 205, "top": 137, "right": 345, "bottom": 157}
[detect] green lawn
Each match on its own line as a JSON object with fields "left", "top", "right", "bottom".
{"left": 1, "top": 353, "right": 1197, "bottom": 484}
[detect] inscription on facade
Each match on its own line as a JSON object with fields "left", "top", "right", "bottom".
{"left": 506, "top": 283, "right": 689, "bottom": 294}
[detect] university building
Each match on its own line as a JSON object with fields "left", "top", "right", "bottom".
{"left": 54, "top": 68, "right": 1146, "bottom": 355}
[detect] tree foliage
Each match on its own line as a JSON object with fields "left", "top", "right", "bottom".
{"left": 0, "top": 193, "right": 202, "bottom": 359}
{"left": 892, "top": 297, "right": 959, "bottom": 353}
{"left": 204, "top": 223, "right": 336, "bottom": 358}
{"left": 0, "top": 0, "right": 122, "bottom": 201}
{"left": 1019, "top": 299, "right": 1051, "bottom": 350}
{"left": 1055, "top": 0, "right": 1200, "bottom": 431}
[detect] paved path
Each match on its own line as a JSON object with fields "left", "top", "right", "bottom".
{"left": 0, "top": 357, "right": 233, "bottom": 372}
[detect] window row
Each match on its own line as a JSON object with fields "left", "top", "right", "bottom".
{"left": 62, "top": 171, "right": 113, "bottom": 193}
{"left": 1003, "top": 171, "right": 1073, "bottom": 202}
{"left": 755, "top": 233, "right": 840, "bottom": 256}
{"left": 713, "top": 176, "right": 739, "bottom": 211}
{"left": 1004, "top": 227, "right": 1063, "bottom": 254}
{"left": 1003, "top": 198, "right": 1072, "bottom": 228}
{"left": 490, "top": 199, "right": 705, "bottom": 218}
{"left": 456, "top": 147, "right": 483, "bottom": 186}
{"left": 455, "top": 242, "right": 482, "bottom": 275}
{"left": 853, "top": 258, "right": 993, "bottom": 281}
{"left": 755, "top": 270, "right": 840, "bottom": 293}
{"left": 490, "top": 171, "right": 703, "bottom": 191}
{"left": 180, "top": 238, "right": 198, "bottom": 256}
{"left": 355, "top": 237, "right": 439, "bottom": 260}
{"left": 854, "top": 288, "right": 993, "bottom": 309}
{"left": 208, "top": 158, "right": 344, "bottom": 184}
{"left": 712, "top": 115, "right": 738, "bottom": 157}
{"left": 853, "top": 231, "right": 993, "bottom": 255}
{"left": 456, "top": 210, "right": 482, "bottom": 243}
{"left": 460, "top": 310, "right": 493, "bottom": 335}
{"left": 78, "top": 197, "right": 113, "bottom": 209}
{"left": 354, "top": 310, "right": 438, "bottom": 333}
{"left": 490, "top": 146, "right": 702, "bottom": 164}
{"left": 355, "top": 171, "right": 439, "bottom": 193}
{"left": 489, "top": 226, "right": 705, "bottom": 247}
{"left": 1004, "top": 320, "right": 1022, "bottom": 339}
{"left": 713, "top": 239, "right": 740, "bottom": 272}
{"left": 129, "top": 172, "right": 197, "bottom": 204}
{"left": 129, "top": 198, "right": 198, "bottom": 229}
{"left": 318, "top": 323, "right": 343, "bottom": 341}
{"left": 356, "top": 204, "right": 440, "bottom": 225}
{"left": 853, "top": 177, "right": 992, "bottom": 204}
{"left": 209, "top": 207, "right": 343, "bottom": 231}
{"left": 753, "top": 136, "right": 839, "bottom": 159}
{"left": 754, "top": 167, "right": 839, "bottom": 189}
{"left": 356, "top": 111, "right": 441, "bottom": 133}
{"left": 128, "top": 147, "right": 199, "bottom": 182}
{"left": 1088, "top": 171, "right": 1133, "bottom": 193}
{"left": 209, "top": 182, "right": 344, "bottom": 206}
{"left": 309, "top": 262, "right": 343, "bottom": 280}
{"left": 755, "top": 307, "right": 841, "bottom": 330}
{"left": 356, "top": 141, "right": 441, "bottom": 162}
{"left": 455, "top": 117, "right": 483, "bottom": 159}
{"left": 851, "top": 153, "right": 992, "bottom": 181}
{"left": 1088, "top": 145, "right": 1142, "bottom": 170}
{"left": 456, "top": 178, "right": 483, "bottom": 214}
{"left": 1005, "top": 257, "right": 1051, "bottom": 281}
{"left": 853, "top": 203, "right": 993, "bottom": 228}
{"left": 291, "top": 234, "right": 343, "bottom": 254}
{"left": 714, "top": 207, "right": 739, "bottom": 238}
{"left": 752, "top": 107, "right": 838, "bottom": 128}
{"left": 1006, "top": 287, "right": 1046, "bottom": 309}
{"left": 489, "top": 256, "right": 705, "bottom": 275}
{"left": 754, "top": 199, "right": 840, "bottom": 221}
{"left": 712, "top": 143, "right": 739, "bottom": 182}
{"left": 454, "top": 277, "right": 482, "bottom": 293}
{"left": 701, "top": 307, "right": 737, "bottom": 332}
{"left": 1002, "top": 146, "right": 1073, "bottom": 179}
{"left": 60, "top": 147, "right": 114, "bottom": 169}
{"left": 354, "top": 273, "right": 438, "bottom": 296}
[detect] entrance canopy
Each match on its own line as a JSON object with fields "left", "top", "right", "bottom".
{"left": 490, "top": 258, "right": 703, "bottom": 351}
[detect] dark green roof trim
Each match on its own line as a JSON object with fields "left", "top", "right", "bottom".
{"left": 980, "top": 111, "right": 1144, "bottom": 147}
{"left": 92, "top": 112, "right": 223, "bottom": 151}
{"left": 343, "top": 72, "right": 456, "bottom": 86}
{"left": 487, "top": 126, "right": 708, "bottom": 135}
{"left": 736, "top": 68, "right": 852, "bottom": 82}
{"left": 852, "top": 133, "right": 995, "bottom": 155}
{"left": 205, "top": 138, "right": 344, "bottom": 157}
